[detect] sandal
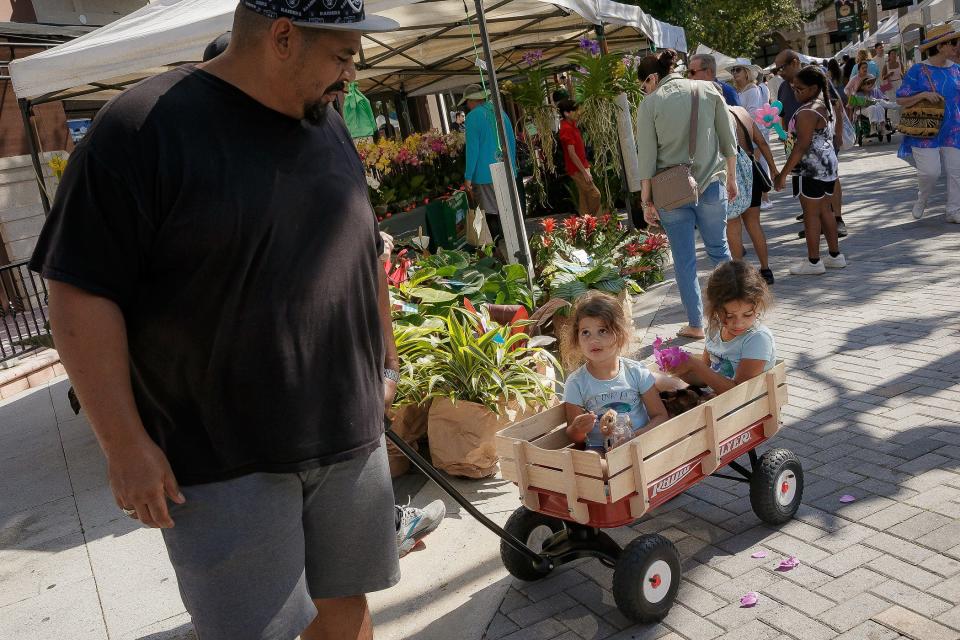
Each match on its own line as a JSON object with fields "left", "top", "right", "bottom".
{"left": 676, "top": 327, "right": 705, "bottom": 339}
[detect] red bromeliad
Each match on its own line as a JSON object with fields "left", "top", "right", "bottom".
{"left": 541, "top": 217, "right": 556, "bottom": 234}
{"left": 563, "top": 216, "right": 581, "bottom": 240}
{"left": 582, "top": 214, "right": 597, "bottom": 236}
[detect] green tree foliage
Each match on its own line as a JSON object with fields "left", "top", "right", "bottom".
{"left": 629, "top": 0, "right": 803, "bottom": 58}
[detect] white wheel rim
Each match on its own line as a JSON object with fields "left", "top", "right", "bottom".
{"left": 643, "top": 560, "right": 672, "bottom": 604}
{"left": 776, "top": 469, "right": 798, "bottom": 507}
{"left": 526, "top": 525, "right": 555, "bottom": 553}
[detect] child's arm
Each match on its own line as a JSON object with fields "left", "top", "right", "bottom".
{"left": 775, "top": 110, "right": 818, "bottom": 191}
{"left": 752, "top": 124, "right": 780, "bottom": 177}
{"left": 564, "top": 402, "right": 596, "bottom": 444}
{"left": 666, "top": 349, "right": 767, "bottom": 394}
{"left": 641, "top": 387, "right": 669, "bottom": 431}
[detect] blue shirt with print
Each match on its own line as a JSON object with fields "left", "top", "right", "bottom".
{"left": 563, "top": 358, "right": 655, "bottom": 449}
{"left": 705, "top": 324, "right": 776, "bottom": 380}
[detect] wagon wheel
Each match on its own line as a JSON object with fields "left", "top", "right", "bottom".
{"left": 612, "top": 534, "right": 681, "bottom": 622}
{"left": 750, "top": 448, "right": 804, "bottom": 525}
{"left": 500, "top": 507, "right": 564, "bottom": 582}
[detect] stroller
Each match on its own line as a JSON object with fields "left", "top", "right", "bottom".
{"left": 848, "top": 82, "right": 898, "bottom": 146}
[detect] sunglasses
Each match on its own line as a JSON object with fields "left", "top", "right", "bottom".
{"left": 686, "top": 68, "right": 702, "bottom": 77}
{"left": 731, "top": 67, "right": 745, "bottom": 74}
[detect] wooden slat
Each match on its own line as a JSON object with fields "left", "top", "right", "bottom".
{"left": 496, "top": 424, "right": 570, "bottom": 460}
{"left": 642, "top": 429, "right": 710, "bottom": 485}
{"left": 632, "top": 405, "right": 707, "bottom": 462}
{"left": 500, "top": 458, "right": 608, "bottom": 503}
{"left": 715, "top": 385, "right": 788, "bottom": 442}
{"left": 497, "top": 404, "right": 566, "bottom": 442}
{"left": 513, "top": 441, "right": 540, "bottom": 512}
{"left": 562, "top": 449, "right": 591, "bottom": 523}
{"left": 763, "top": 370, "right": 782, "bottom": 438}
{"left": 709, "top": 362, "right": 787, "bottom": 420}
{"left": 701, "top": 405, "right": 720, "bottom": 474}
{"left": 628, "top": 438, "right": 650, "bottom": 519}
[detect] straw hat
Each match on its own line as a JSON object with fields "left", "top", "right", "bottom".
{"left": 920, "top": 22, "right": 959, "bottom": 51}
{"left": 457, "top": 84, "right": 490, "bottom": 106}
{"left": 725, "top": 58, "right": 762, "bottom": 81}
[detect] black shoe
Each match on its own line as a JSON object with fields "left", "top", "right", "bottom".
{"left": 837, "top": 220, "right": 848, "bottom": 237}
{"left": 760, "top": 268, "right": 775, "bottom": 285}
{"left": 798, "top": 230, "right": 805, "bottom": 239}
{"left": 796, "top": 213, "right": 804, "bottom": 221}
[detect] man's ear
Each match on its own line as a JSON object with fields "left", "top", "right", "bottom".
{"left": 267, "top": 18, "right": 296, "bottom": 61}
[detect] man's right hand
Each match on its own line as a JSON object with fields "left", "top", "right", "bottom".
{"left": 108, "top": 437, "right": 185, "bottom": 528}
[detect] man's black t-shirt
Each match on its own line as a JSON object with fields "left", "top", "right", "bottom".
{"left": 30, "top": 67, "right": 386, "bottom": 485}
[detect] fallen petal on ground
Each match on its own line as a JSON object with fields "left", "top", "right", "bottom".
{"left": 740, "top": 592, "right": 759, "bottom": 608}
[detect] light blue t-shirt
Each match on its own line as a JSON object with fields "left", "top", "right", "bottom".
{"left": 705, "top": 324, "right": 776, "bottom": 380}
{"left": 563, "top": 357, "right": 656, "bottom": 449}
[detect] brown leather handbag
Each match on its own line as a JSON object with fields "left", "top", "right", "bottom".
{"left": 898, "top": 65, "right": 945, "bottom": 139}
{"left": 651, "top": 83, "right": 700, "bottom": 211}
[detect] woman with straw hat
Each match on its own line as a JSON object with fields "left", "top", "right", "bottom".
{"left": 896, "top": 22, "right": 960, "bottom": 222}
{"left": 727, "top": 60, "right": 764, "bottom": 118}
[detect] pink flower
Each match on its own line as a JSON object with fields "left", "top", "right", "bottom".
{"left": 653, "top": 336, "right": 690, "bottom": 371}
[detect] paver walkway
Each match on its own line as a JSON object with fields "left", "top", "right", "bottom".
{"left": 483, "top": 143, "right": 960, "bottom": 640}
{"left": 1, "top": 138, "right": 958, "bottom": 640}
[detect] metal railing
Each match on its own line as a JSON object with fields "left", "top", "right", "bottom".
{"left": 0, "top": 260, "right": 51, "bottom": 364}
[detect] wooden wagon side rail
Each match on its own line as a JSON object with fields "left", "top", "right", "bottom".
{"left": 497, "top": 362, "right": 789, "bottom": 525}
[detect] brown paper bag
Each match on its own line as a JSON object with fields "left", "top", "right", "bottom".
{"left": 386, "top": 402, "right": 431, "bottom": 478}
{"left": 427, "top": 398, "right": 530, "bottom": 478}
{"left": 466, "top": 206, "right": 493, "bottom": 247}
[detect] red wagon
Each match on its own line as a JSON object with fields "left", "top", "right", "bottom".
{"left": 493, "top": 362, "right": 801, "bottom": 621}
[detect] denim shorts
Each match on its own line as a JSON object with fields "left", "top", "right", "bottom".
{"left": 161, "top": 436, "right": 399, "bottom": 640}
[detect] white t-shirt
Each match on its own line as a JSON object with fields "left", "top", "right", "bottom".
{"left": 738, "top": 84, "right": 764, "bottom": 118}
{"left": 563, "top": 357, "right": 655, "bottom": 449}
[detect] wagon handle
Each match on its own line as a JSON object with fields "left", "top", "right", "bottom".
{"left": 384, "top": 418, "right": 552, "bottom": 572}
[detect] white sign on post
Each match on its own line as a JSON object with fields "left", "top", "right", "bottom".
{"left": 489, "top": 161, "right": 532, "bottom": 279}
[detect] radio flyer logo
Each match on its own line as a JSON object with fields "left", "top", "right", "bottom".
{"left": 650, "top": 462, "right": 695, "bottom": 498}
{"left": 718, "top": 431, "right": 752, "bottom": 459}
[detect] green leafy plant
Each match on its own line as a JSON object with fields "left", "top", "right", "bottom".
{"left": 412, "top": 307, "right": 560, "bottom": 414}
{"left": 502, "top": 50, "right": 556, "bottom": 205}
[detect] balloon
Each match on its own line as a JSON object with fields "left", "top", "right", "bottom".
{"left": 771, "top": 122, "right": 788, "bottom": 141}
{"left": 771, "top": 100, "right": 783, "bottom": 112}
{"left": 763, "top": 114, "right": 774, "bottom": 124}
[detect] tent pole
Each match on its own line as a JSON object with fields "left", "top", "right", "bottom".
{"left": 18, "top": 98, "right": 51, "bottom": 217}
{"left": 472, "top": 0, "right": 534, "bottom": 287}
{"left": 595, "top": 23, "right": 635, "bottom": 229}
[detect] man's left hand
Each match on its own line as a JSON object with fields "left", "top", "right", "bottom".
{"left": 384, "top": 378, "right": 398, "bottom": 414}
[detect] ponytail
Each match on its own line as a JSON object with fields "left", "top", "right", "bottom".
{"left": 796, "top": 66, "right": 833, "bottom": 122}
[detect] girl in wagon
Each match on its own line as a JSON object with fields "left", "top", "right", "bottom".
{"left": 562, "top": 291, "right": 669, "bottom": 453}
{"left": 663, "top": 261, "right": 776, "bottom": 394}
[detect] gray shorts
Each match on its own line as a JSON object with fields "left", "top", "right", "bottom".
{"left": 161, "top": 436, "right": 399, "bottom": 640}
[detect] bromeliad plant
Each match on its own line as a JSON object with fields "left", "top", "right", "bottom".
{"left": 531, "top": 214, "right": 670, "bottom": 301}
{"left": 410, "top": 306, "right": 560, "bottom": 415}
{"left": 502, "top": 50, "right": 556, "bottom": 205}
{"left": 391, "top": 248, "right": 541, "bottom": 322}
{"left": 571, "top": 40, "right": 626, "bottom": 207}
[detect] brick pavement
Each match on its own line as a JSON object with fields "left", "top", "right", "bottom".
{"left": 483, "top": 142, "right": 960, "bottom": 640}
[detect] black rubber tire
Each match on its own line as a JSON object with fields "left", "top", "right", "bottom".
{"left": 612, "top": 534, "right": 681, "bottom": 622}
{"left": 750, "top": 448, "right": 804, "bottom": 525}
{"left": 500, "top": 507, "right": 564, "bottom": 582}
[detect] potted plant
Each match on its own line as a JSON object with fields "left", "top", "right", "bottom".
{"left": 416, "top": 306, "right": 560, "bottom": 478}
{"left": 502, "top": 50, "right": 556, "bottom": 205}
{"left": 386, "top": 319, "right": 441, "bottom": 477}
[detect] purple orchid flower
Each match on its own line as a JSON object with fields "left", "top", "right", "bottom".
{"left": 578, "top": 38, "right": 601, "bottom": 55}
{"left": 521, "top": 49, "right": 544, "bottom": 66}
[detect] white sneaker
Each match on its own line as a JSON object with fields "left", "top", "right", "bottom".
{"left": 397, "top": 499, "right": 447, "bottom": 557}
{"left": 912, "top": 202, "right": 925, "bottom": 219}
{"left": 823, "top": 253, "right": 847, "bottom": 269}
{"left": 790, "top": 260, "right": 826, "bottom": 275}
{"left": 946, "top": 211, "right": 960, "bottom": 224}
{"left": 760, "top": 200, "right": 773, "bottom": 211}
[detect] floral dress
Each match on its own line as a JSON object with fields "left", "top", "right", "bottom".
{"left": 897, "top": 62, "right": 960, "bottom": 159}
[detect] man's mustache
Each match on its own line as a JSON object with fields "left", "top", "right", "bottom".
{"left": 325, "top": 81, "right": 346, "bottom": 94}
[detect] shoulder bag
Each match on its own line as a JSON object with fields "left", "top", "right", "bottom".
{"left": 650, "top": 83, "right": 700, "bottom": 211}
{"left": 731, "top": 109, "right": 773, "bottom": 193}
{"left": 898, "top": 65, "right": 945, "bottom": 139}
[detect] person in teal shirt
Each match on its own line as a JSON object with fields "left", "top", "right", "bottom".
{"left": 460, "top": 84, "right": 517, "bottom": 239}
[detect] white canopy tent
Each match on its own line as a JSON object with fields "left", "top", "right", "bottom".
{"left": 692, "top": 44, "right": 738, "bottom": 80}
{"left": 9, "top": 0, "right": 685, "bottom": 101}
{"left": 832, "top": 15, "right": 900, "bottom": 60}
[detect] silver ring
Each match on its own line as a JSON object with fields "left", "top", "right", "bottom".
{"left": 121, "top": 507, "right": 136, "bottom": 517}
